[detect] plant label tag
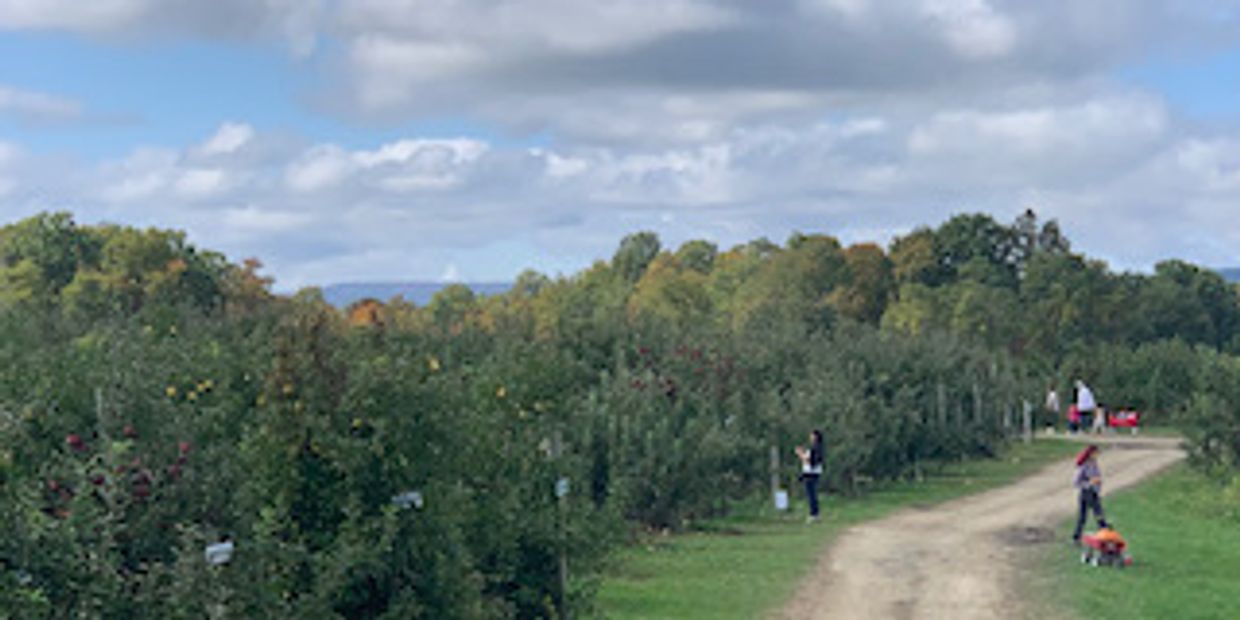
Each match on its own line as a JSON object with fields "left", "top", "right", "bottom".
{"left": 205, "top": 541, "right": 234, "bottom": 566}
{"left": 392, "top": 490, "right": 424, "bottom": 510}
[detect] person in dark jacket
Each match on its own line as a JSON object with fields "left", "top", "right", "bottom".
{"left": 796, "top": 430, "right": 825, "bottom": 522}
{"left": 1072, "top": 444, "right": 1109, "bottom": 544}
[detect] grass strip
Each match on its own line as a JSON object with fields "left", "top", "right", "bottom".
{"left": 1040, "top": 464, "right": 1240, "bottom": 620}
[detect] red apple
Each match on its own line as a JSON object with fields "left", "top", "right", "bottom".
{"left": 178, "top": 441, "right": 191, "bottom": 456}
{"left": 65, "top": 434, "right": 85, "bottom": 452}
{"left": 122, "top": 424, "right": 138, "bottom": 438}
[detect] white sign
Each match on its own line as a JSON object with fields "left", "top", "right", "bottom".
{"left": 392, "top": 490, "right": 424, "bottom": 510}
{"left": 205, "top": 541, "right": 234, "bottom": 566}
{"left": 774, "top": 489, "right": 789, "bottom": 511}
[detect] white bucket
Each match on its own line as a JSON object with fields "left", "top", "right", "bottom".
{"left": 774, "top": 489, "right": 790, "bottom": 511}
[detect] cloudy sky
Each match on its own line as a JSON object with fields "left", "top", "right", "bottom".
{"left": 1, "top": 0, "right": 1239, "bottom": 290}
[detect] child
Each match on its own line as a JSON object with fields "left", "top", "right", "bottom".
{"left": 1072, "top": 444, "right": 1109, "bottom": 544}
{"left": 1091, "top": 404, "right": 1107, "bottom": 434}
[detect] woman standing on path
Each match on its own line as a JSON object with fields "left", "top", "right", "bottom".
{"left": 1072, "top": 444, "right": 1109, "bottom": 544}
{"left": 796, "top": 430, "right": 825, "bottom": 523}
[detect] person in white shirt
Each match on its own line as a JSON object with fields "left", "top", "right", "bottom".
{"left": 1075, "top": 380, "right": 1096, "bottom": 432}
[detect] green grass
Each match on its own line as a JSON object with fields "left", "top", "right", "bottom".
{"left": 596, "top": 438, "right": 1082, "bottom": 620}
{"left": 1041, "top": 465, "right": 1240, "bottom": 620}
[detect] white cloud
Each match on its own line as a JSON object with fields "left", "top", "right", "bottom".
{"left": 901, "top": 95, "right": 1170, "bottom": 190}
{"left": 0, "top": 142, "right": 16, "bottom": 198}
{"left": 0, "top": 84, "right": 82, "bottom": 123}
{"left": 200, "top": 122, "right": 254, "bottom": 156}
{"left": 0, "top": 0, "right": 147, "bottom": 31}
{"left": 174, "top": 168, "right": 227, "bottom": 198}
{"left": 340, "top": 0, "right": 733, "bottom": 54}
{"left": 440, "top": 263, "right": 461, "bottom": 283}
{"left": 0, "top": 141, "right": 17, "bottom": 164}
{"left": 352, "top": 139, "right": 487, "bottom": 168}
{"left": 6, "top": 1, "right": 1240, "bottom": 285}
{"left": 921, "top": 0, "right": 1017, "bottom": 59}
{"left": 318, "top": 0, "right": 1227, "bottom": 143}
{"left": 0, "top": 0, "right": 324, "bottom": 55}
{"left": 802, "top": 0, "right": 871, "bottom": 19}
{"left": 1172, "top": 139, "right": 1240, "bottom": 193}
{"left": 284, "top": 138, "right": 488, "bottom": 194}
{"left": 222, "top": 207, "right": 313, "bottom": 235}
{"left": 17, "top": 99, "right": 1239, "bottom": 280}
{"left": 99, "top": 148, "right": 176, "bottom": 202}
{"left": 541, "top": 152, "right": 589, "bottom": 179}
{"left": 285, "top": 145, "right": 351, "bottom": 193}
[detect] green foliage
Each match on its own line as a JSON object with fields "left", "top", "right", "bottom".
{"left": 673, "top": 240, "right": 718, "bottom": 275}
{"left": 1, "top": 209, "right": 1239, "bottom": 618}
{"left": 612, "top": 232, "right": 661, "bottom": 283}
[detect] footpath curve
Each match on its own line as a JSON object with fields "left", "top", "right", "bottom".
{"left": 778, "top": 436, "right": 1185, "bottom": 620}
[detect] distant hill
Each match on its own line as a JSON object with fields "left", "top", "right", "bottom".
{"left": 1219, "top": 268, "right": 1240, "bottom": 283}
{"left": 321, "top": 282, "right": 512, "bottom": 307}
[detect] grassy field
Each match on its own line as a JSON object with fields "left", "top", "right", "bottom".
{"left": 1041, "top": 464, "right": 1240, "bottom": 620}
{"left": 596, "top": 438, "right": 1082, "bottom": 620}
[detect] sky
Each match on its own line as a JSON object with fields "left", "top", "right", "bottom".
{"left": 1, "top": 0, "right": 1239, "bottom": 291}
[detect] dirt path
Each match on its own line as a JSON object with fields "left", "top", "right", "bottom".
{"left": 778, "top": 436, "right": 1185, "bottom": 620}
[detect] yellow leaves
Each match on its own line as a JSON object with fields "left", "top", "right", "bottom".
{"left": 282, "top": 383, "right": 295, "bottom": 396}
{"left": 427, "top": 356, "right": 441, "bottom": 372}
{"left": 496, "top": 386, "right": 507, "bottom": 399}
{"left": 351, "top": 417, "right": 364, "bottom": 429}
{"left": 256, "top": 394, "right": 267, "bottom": 407}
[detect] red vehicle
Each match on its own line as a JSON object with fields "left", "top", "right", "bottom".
{"left": 1080, "top": 527, "right": 1133, "bottom": 568}
{"left": 1108, "top": 410, "right": 1141, "bottom": 434}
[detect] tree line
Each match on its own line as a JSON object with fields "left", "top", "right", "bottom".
{"left": 1, "top": 210, "right": 1237, "bottom": 618}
